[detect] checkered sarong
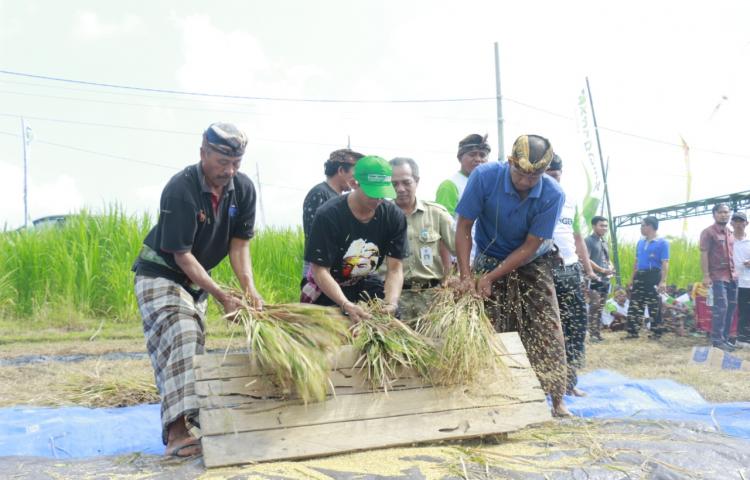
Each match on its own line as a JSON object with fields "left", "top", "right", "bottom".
{"left": 135, "top": 276, "right": 207, "bottom": 444}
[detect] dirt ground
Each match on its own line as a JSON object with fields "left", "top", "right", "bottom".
{"left": 2, "top": 419, "right": 749, "bottom": 479}
{"left": 2, "top": 329, "right": 749, "bottom": 407}
{"left": 2, "top": 327, "right": 750, "bottom": 479}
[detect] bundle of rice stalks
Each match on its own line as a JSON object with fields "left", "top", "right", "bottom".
{"left": 352, "top": 299, "right": 436, "bottom": 391}
{"left": 416, "top": 288, "right": 507, "bottom": 385}
{"left": 63, "top": 364, "right": 159, "bottom": 407}
{"left": 231, "top": 298, "right": 350, "bottom": 403}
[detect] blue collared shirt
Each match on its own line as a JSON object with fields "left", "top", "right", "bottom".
{"left": 455, "top": 162, "right": 564, "bottom": 261}
{"left": 635, "top": 237, "right": 669, "bottom": 270}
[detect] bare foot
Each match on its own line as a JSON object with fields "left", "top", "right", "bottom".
{"left": 551, "top": 397, "right": 573, "bottom": 417}
{"left": 165, "top": 438, "right": 201, "bottom": 458}
{"left": 570, "top": 387, "right": 587, "bottom": 397}
{"left": 165, "top": 416, "right": 202, "bottom": 458}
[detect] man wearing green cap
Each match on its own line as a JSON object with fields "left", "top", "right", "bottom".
{"left": 302, "top": 156, "right": 408, "bottom": 322}
{"left": 455, "top": 134, "right": 570, "bottom": 417}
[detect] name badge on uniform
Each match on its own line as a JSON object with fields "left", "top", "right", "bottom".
{"left": 420, "top": 246, "right": 434, "bottom": 267}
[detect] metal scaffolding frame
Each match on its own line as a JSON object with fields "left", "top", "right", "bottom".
{"left": 609, "top": 190, "right": 750, "bottom": 285}
{"left": 612, "top": 190, "right": 750, "bottom": 228}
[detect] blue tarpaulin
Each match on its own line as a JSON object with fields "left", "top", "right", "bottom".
{"left": 566, "top": 370, "right": 750, "bottom": 440}
{"left": 1, "top": 370, "right": 749, "bottom": 459}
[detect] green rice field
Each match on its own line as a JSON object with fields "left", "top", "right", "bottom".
{"left": 0, "top": 209, "right": 701, "bottom": 325}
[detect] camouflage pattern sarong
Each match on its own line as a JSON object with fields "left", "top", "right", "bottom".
{"left": 135, "top": 276, "right": 207, "bottom": 444}
{"left": 399, "top": 287, "right": 438, "bottom": 324}
{"left": 475, "top": 251, "right": 568, "bottom": 399}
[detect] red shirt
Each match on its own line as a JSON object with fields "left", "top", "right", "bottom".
{"left": 699, "top": 223, "right": 736, "bottom": 282}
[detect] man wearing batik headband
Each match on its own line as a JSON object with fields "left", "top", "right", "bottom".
{"left": 455, "top": 134, "right": 571, "bottom": 417}
{"left": 133, "top": 122, "right": 264, "bottom": 458}
{"left": 435, "top": 133, "right": 491, "bottom": 216}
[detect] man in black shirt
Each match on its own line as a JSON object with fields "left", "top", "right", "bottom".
{"left": 302, "top": 148, "right": 364, "bottom": 241}
{"left": 132, "top": 123, "right": 264, "bottom": 457}
{"left": 302, "top": 155, "right": 408, "bottom": 322}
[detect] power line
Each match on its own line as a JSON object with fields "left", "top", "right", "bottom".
{"left": 0, "top": 112, "right": 457, "bottom": 155}
{"left": 0, "top": 89, "right": 273, "bottom": 116}
{"left": 34, "top": 139, "right": 177, "bottom": 170}
{"left": 0, "top": 70, "right": 495, "bottom": 104}
{"left": 0, "top": 89, "right": 490, "bottom": 127}
{"left": 0, "top": 129, "right": 315, "bottom": 191}
{"left": 2, "top": 75, "right": 748, "bottom": 159}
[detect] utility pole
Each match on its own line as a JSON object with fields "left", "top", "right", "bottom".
{"left": 255, "top": 162, "right": 266, "bottom": 229}
{"left": 21, "top": 117, "right": 29, "bottom": 228}
{"left": 585, "top": 77, "right": 621, "bottom": 285}
{"left": 494, "top": 42, "right": 505, "bottom": 161}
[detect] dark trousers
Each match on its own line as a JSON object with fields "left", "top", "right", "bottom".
{"left": 738, "top": 287, "right": 750, "bottom": 342}
{"left": 552, "top": 262, "right": 587, "bottom": 392}
{"left": 710, "top": 280, "right": 737, "bottom": 343}
{"left": 313, "top": 275, "right": 385, "bottom": 306}
{"left": 627, "top": 269, "right": 662, "bottom": 335}
{"left": 587, "top": 280, "right": 609, "bottom": 337}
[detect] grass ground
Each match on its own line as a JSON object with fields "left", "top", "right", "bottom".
{"left": 1, "top": 326, "right": 749, "bottom": 408}
{"left": 585, "top": 329, "right": 750, "bottom": 402}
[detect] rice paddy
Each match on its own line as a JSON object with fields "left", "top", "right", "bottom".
{"left": 0, "top": 209, "right": 703, "bottom": 327}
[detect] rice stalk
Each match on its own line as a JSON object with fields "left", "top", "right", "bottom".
{"left": 63, "top": 367, "right": 158, "bottom": 407}
{"left": 416, "top": 288, "right": 507, "bottom": 385}
{"left": 352, "top": 299, "right": 436, "bottom": 392}
{"left": 231, "top": 296, "right": 350, "bottom": 403}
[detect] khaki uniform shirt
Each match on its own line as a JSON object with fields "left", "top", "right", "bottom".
{"left": 402, "top": 199, "right": 455, "bottom": 282}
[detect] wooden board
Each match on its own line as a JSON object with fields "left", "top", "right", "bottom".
{"left": 195, "top": 332, "right": 550, "bottom": 468}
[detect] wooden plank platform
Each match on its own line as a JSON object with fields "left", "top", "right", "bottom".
{"left": 195, "top": 331, "right": 550, "bottom": 468}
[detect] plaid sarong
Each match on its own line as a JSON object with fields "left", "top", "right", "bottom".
{"left": 135, "top": 276, "right": 207, "bottom": 444}
{"left": 475, "top": 252, "right": 568, "bottom": 400}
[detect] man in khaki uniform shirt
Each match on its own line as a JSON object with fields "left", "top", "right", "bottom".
{"left": 390, "top": 157, "right": 455, "bottom": 320}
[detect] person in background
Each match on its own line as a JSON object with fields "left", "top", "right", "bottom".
{"left": 661, "top": 285, "right": 687, "bottom": 336}
{"left": 700, "top": 203, "right": 738, "bottom": 351}
{"left": 602, "top": 288, "right": 629, "bottom": 332}
{"left": 435, "top": 133, "right": 490, "bottom": 216}
{"left": 625, "top": 216, "right": 669, "bottom": 340}
{"left": 455, "top": 134, "right": 570, "bottom": 417}
{"left": 389, "top": 157, "right": 455, "bottom": 320}
{"left": 545, "top": 154, "right": 596, "bottom": 397}
{"left": 585, "top": 216, "right": 615, "bottom": 342}
{"left": 732, "top": 211, "right": 750, "bottom": 347}
{"left": 132, "top": 123, "right": 263, "bottom": 458}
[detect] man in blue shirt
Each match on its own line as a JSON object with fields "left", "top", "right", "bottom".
{"left": 626, "top": 216, "right": 670, "bottom": 339}
{"left": 455, "top": 134, "right": 570, "bottom": 417}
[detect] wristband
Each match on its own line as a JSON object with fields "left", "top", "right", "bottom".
{"left": 340, "top": 301, "right": 352, "bottom": 314}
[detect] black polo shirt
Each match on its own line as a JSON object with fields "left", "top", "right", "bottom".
{"left": 134, "top": 163, "right": 256, "bottom": 284}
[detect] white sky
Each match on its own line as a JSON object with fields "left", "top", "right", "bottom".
{"left": 0, "top": 0, "right": 748, "bottom": 240}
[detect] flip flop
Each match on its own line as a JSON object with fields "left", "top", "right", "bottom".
{"left": 166, "top": 440, "right": 202, "bottom": 458}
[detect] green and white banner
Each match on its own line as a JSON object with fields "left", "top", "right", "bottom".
{"left": 576, "top": 87, "right": 604, "bottom": 233}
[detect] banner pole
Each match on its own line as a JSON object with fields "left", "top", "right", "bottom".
{"left": 586, "top": 77, "right": 621, "bottom": 286}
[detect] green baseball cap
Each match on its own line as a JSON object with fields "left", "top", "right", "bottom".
{"left": 353, "top": 156, "right": 397, "bottom": 199}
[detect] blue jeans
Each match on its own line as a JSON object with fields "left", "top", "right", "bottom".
{"left": 711, "top": 280, "right": 737, "bottom": 343}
